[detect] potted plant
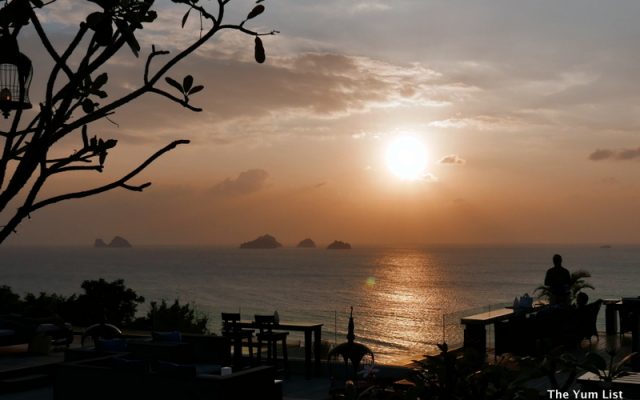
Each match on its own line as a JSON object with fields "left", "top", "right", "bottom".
{"left": 579, "top": 348, "right": 637, "bottom": 387}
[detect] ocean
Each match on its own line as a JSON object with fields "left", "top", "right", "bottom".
{"left": 1, "top": 245, "right": 638, "bottom": 363}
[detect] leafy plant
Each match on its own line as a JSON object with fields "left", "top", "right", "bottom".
{"left": 21, "top": 291, "right": 71, "bottom": 319}
{"left": 517, "top": 347, "right": 579, "bottom": 392}
{"left": 70, "top": 278, "right": 145, "bottom": 326}
{"left": 138, "top": 298, "right": 208, "bottom": 334}
{"left": 0, "top": 285, "right": 21, "bottom": 314}
{"left": 535, "top": 270, "right": 595, "bottom": 305}
{"left": 411, "top": 343, "right": 538, "bottom": 400}
{"left": 580, "top": 349, "right": 637, "bottom": 382}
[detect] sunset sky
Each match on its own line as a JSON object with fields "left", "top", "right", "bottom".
{"left": 4, "top": 0, "right": 640, "bottom": 246}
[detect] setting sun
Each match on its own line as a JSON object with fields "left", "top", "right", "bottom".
{"left": 385, "top": 136, "right": 428, "bottom": 180}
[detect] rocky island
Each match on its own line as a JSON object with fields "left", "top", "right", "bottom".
{"left": 94, "top": 236, "right": 132, "bottom": 248}
{"left": 240, "top": 234, "right": 283, "bottom": 249}
{"left": 296, "top": 238, "right": 316, "bottom": 248}
{"left": 327, "top": 240, "right": 352, "bottom": 250}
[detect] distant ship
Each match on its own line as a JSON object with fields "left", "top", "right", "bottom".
{"left": 600, "top": 245, "right": 612, "bottom": 249}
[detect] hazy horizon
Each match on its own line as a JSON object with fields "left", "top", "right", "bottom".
{"left": 3, "top": 0, "right": 640, "bottom": 246}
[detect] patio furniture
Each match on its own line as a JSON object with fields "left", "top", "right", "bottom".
{"left": 236, "top": 320, "right": 323, "bottom": 378}
{"left": 575, "top": 299, "right": 602, "bottom": 342}
{"left": 221, "top": 312, "right": 254, "bottom": 368}
{"left": 54, "top": 354, "right": 281, "bottom": 400}
{"left": 620, "top": 298, "right": 640, "bottom": 368}
{"left": 0, "top": 314, "right": 73, "bottom": 351}
{"left": 254, "top": 315, "right": 289, "bottom": 374}
{"left": 80, "top": 322, "right": 123, "bottom": 347}
{"left": 327, "top": 307, "right": 375, "bottom": 399}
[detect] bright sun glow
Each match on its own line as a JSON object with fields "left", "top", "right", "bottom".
{"left": 385, "top": 136, "right": 428, "bottom": 180}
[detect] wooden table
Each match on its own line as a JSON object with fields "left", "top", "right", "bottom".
{"left": 460, "top": 305, "right": 547, "bottom": 354}
{"left": 237, "top": 321, "right": 323, "bottom": 378}
{"left": 460, "top": 308, "right": 515, "bottom": 354}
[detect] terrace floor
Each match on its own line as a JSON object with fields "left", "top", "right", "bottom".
{"left": 0, "top": 331, "right": 637, "bottom": 400}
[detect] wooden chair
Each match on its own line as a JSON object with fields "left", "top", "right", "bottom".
{"left": 221, "top": 312, "right": 254, "bottom": 368}
{"left": 254, "top": 314, "right": 289, "bottom": 374}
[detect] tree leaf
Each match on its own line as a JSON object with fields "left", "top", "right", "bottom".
{"left": 82, "top": 99, "right": 95, "bottom": 114}
{"left": 182, "top": 75, "right": 193, "bottom": 93}
{"left": 181, "top": 8, "right": 191, "bottom": 28}
{"left": 104, "top": 139, "right": 118, "bottom": 149}
{"left": 99, "top": 151, "right": 108, "bottom": 166}
{"left": 165, "top": 77, "right": 183, "bottom": 93}
{"left": 94, "top": 73, "right": 109, "bottom": 89}
{"left": 254, "top": 36, "right": 265, "bottom": 64}
{"left": 115, "top": 19, "right": 140, "bottom": 57}
{"left": 246, "top": 5, "right": 264, "bottom": 20}
{"left": 188, "top": 85, "right": 204, "bottom": 95}
{"left": 140, "top": 10, "right": 157, "bottom": 23}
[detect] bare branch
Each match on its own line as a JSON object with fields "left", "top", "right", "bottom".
{"left": 121, "top": 182, "right": 151, "bottom": 192}
{"left": 219, "top": 25, "right": 279, "bottom": 36}
{"left": 30, "top": 140, "right": 190, "bottom": 212}
{"left": 49, "top": 165, "right": 103, "bottom": 174}
{"left": 144, "top": 45, "right": 170, "bottom": 84}
{"left": 30, "top": 11, "right": 75, "bottom": 79}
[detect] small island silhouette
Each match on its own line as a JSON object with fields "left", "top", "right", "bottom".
{"left": 94, "top": 236, "right": 132, "bottom": 248}
{"left": 327, "top": 240, "right": 351, "bottom": 250}
{"left": 240, "top": 234, "right": 282, "bottom": 249}
{"left": 297, "top": 238, "right": 316, "bottom": 248}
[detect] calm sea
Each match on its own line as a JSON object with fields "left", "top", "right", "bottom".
{"left": 1, "top": 245, "right": 638, "bottom": 363}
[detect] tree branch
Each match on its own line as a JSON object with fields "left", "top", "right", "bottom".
{"left": 144, "top": 46, "right": 170, "bottom": 84}
{"left": 219, "top": 25, "right": 279, "bottom": 36}
{"left": 149, "top": 88, "right": 202, "bottom": 112}
{"left": 49, "top": 165, "right": 103, "bottom": 174}
{"left": 30, "top": 139, "right": 190, "bottom": 212}
{"left": 30, "top": 10, "right": 75, "bottom": 80}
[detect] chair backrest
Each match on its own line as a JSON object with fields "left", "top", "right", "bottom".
{"left": 254, "top": 315, "right": 276, "bottom": 335}
{"left": 576, "top": 299, "right": 602, "bottom": 339}
{"left": 620, "top": 298, "right": 640, "bottom": 334}
{"left": 221, "top": 312, "right": 241, "bottom": 334}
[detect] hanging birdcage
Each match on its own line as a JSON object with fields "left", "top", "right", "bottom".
{"left": 0, "top": 32, "right": 33, "bottom": 119}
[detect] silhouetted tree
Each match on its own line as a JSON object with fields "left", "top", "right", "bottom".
{"left": 0, "top": 285, "right": 21, "bottom": 314}
{"left": 21, "top": 291, "right": 70, "bottom": 319}
{"left": 71, "top": 278, "right": 144, "bottom": 326}
{"left": 0, "top": 0, "right": 276, "bottom": 243}
{"left": 135, "top": 298, "right": 208, "bottom": 333}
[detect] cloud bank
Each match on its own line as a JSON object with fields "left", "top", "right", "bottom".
{"left": 211, "top": 169, "right": 270, "bottom": 196}
{"left": 589, "top": 147, "right": 640, "bottom": 161}
{"left": 438, "top": 155, "right": 466, "bottom": 165}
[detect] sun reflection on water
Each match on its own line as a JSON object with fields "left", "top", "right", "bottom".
{"left": 354, "top": 252, "right": 454, "bottom": 362}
